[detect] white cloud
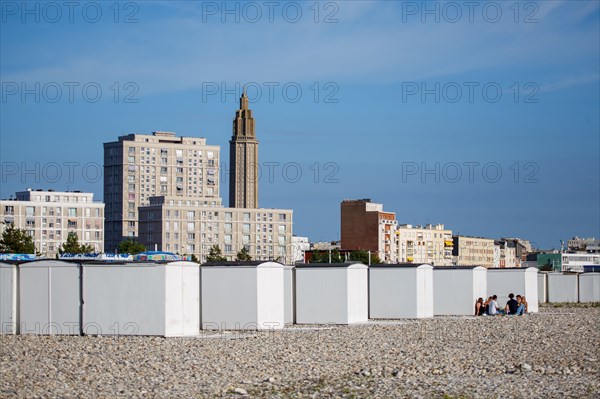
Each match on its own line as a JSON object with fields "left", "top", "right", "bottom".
{"left": 1, "top": 1, "right": 597, "bottom": 96}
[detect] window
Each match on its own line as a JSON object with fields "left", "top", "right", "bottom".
{"left": 26, "top": 206, "right": 35, "bottom": 217}
{"left": 68, "top": 208, "right": 77, "bottom": 217}
{"left": 278, "top": 225, "right": 286, "bottom": 234}
{"left": 187, "top": 222, "right": 195, "bottom": 232}
{"left": 243, "top": 223, "right": 250, "bottom": 234}
{"left": 4, "top": 206, "right": 14, "bottom": 215}
{"left": 225, "top": 234, "right": 232, "bottom": 244}
{"left": 243, "top": 213, "right": 250, "bottom": 222}
{"left": 68, "top": 220, "right": 77, "bottom": 229}
{"left": 187, "top": 211, "right": 195, "bottom": 220}
{"left": 225, "top": 212, "right": 232, "bottom": 221}
{"left": 243, "top": 235, "right": 250, "bottom": 245}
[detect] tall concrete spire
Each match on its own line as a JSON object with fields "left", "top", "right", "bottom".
{"left": 229, "top": 91, "right": 259, "bottom": 208}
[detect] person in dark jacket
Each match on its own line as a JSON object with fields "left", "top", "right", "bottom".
{"left": 505, "top": 293, "right": 519, "bottom": 315}
{"left": 475, "top": 297, "right": 485, "bottom": 316}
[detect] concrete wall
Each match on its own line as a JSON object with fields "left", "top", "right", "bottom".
{"left": 433, "top": 267, "right": 487, "bottom": 316}
{"left": 0, "top": 263, "right": 17, "bottom": 334}
{"left": 487, "top": 268, "right": 539, "bottom": 313}
{"left": 369, "top": 265, "right": 433, "bottom": 319}
{"left": 19, "top": 260, "right": 81, "bottom": 335}
{"left": 578, "top": 273, "right": 600, "bottom": 302}
{"left": 295, "top": 264, "right": 368, "bottom": 324}
{"left": 547, "top": 273, "right": 578, "bottom": 303}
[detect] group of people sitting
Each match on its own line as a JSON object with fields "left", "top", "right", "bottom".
{"left": 475, "top": 293, "right": 528, "bottom": 316}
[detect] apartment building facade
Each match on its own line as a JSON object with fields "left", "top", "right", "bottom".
{"left": 452, "top": 235, "right": 495, "bottom": 267}
{"left": 340, "top": 199, "right": 398, "bottom": 263}
{"left": 138, "top": 196, "right": 292, "bottom": 263}
{"left": 493, "top": 239, "right": 518, "bottom": 268}
{"left": 103, "top": 131, "right": 221, "bottom": 251}
{"left": 395, "top": 224, "right": 453, "bottom": 266}
{"left": 0, "top": 189, "right": 104, "bottom": 257}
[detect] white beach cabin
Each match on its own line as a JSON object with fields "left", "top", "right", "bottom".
{"left": 284, "top": 265, "right": 295, "bottom": 324}
{"left": 538, "top": 272, "right": 548, "bottom": 303}
{"left": 486, "top": 267, "right": 539, "bottom": 313}
{"left": 295, "top": 263, "right": 368, "bottom": 324}
{"left": 578, "top": 273, "right": 600, "bottom": 303}
{"left": 433, "top": 266, "right": 487, "bottom": 316}
{"left": 19, "top": 260, "right": 82, "bottom": 335}
{"left": 83, "top": 261, "right": 200, "bottom": 337}
{"left": 200, "top": 261, "right": 285, "bottom": 330}
{"left": 0, "top": 262, "right": 17, "bottom": 334}
{"left": 547, "top": 272, "right": 579, "bottom": 303}
{"left": 369, "top": 264, "right": 434, "bottom": 319}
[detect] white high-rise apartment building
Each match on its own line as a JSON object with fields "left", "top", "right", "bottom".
{"left": 103, "top": 132, "right": 220, "bottom": 251}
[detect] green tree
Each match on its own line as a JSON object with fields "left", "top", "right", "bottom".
{"left": 190, "top": 254, "right": 199, "bottom": 263}
{"left": 0, "top": 224, "right": 35, "bottom": 254}
{"left": 348, "top": 250, "right": 382, "bottom": 265}
{"left": 206, "top": 244, "right": 227, "bottom": 262}
{"left": 309, "top": 250, "right": 325, "bottom": 263}
{"left": 60, "top": 232, "right": 94, "bottom": 254}
{"left": 330, "top": 248, "right": 343, "bottom": 263}
{"left": 118, "top": 239, "right": 146, "bottom": 255}
{"left": 236, "top": 246, "right": 252, "bottom": 261}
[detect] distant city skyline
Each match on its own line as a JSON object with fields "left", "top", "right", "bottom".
{"left": 1, "top": 1, "right": 598, "bottom": 249}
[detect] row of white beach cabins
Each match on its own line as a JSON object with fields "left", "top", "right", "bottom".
{"left": 0, "top": 261, "right": 598, "bottom": 337}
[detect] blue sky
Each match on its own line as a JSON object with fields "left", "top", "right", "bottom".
{"left": 1, "top": 0, "right": 599, "bottom": 249}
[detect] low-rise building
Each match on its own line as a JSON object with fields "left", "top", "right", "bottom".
{"left": 452, "top": 235, "right": 495, "bottom": 268}
{"left": 0, "top": 189, "right": 104, "bottom": 257}
{"left": 494, "top": 239, "right": 518, "bottom": 268}
{"left": 395, "top": 224, "right": 453, "bottom": 266}
{"left": 292, "top": 236, "right": 310, "bottom": 263}
{"left": 568, "top": 236, "right": 599, "bottom": 252}
{"left": 561, "top": 252, "right": 600, "bottom": 272}
{"left": 138, "top": 196, "right": 293, "bottom": 264}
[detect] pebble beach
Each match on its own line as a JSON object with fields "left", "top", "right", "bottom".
{"left": 1, "top": 305, "right": 598, "bottom": 398}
